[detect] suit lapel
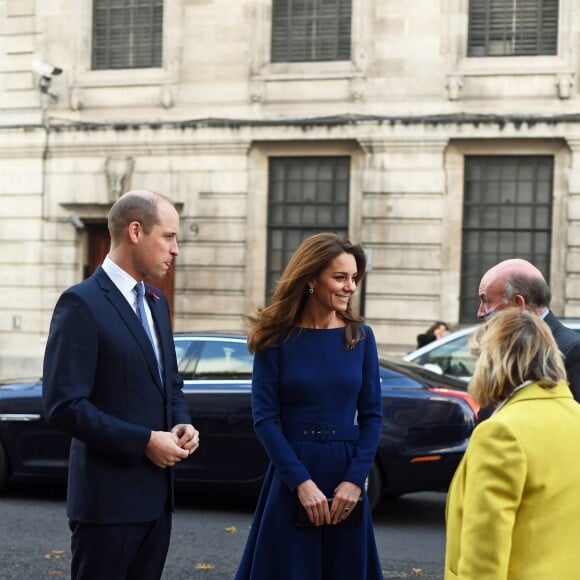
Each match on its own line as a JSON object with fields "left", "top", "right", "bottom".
{"left": 94, "top": 268, "right": 164, "bottom": 395}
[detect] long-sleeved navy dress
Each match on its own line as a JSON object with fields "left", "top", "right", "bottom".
{"left": 235, "top": 325, "right": 384, "bottom": 580}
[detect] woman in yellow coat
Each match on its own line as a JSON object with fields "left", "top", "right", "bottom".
{"left": 444, "top": 308, "right": 580, "bottom": 580}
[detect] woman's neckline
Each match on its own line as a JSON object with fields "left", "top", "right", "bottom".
{"left": 294, "top": 325, "right": 345, "bottom": 330}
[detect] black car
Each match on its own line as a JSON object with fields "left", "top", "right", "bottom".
{"left": 0, "top": 333, "right": 478, "bottom": 509}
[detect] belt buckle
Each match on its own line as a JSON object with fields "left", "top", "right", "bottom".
{"left": 315, "top": 423, "right": 329, "bottom": 441}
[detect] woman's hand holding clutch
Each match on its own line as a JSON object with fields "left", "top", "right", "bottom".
{"left": 330, "top": 481, "right": 362, "bottom": 525}
{"left": 296, "top": 479, "right": 331, "bottom": 526}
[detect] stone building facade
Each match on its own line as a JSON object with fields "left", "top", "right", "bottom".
{"left": 1, "top": 0, "right": 579, "bottom": 378}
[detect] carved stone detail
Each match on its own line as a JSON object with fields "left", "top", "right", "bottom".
{"left": 446, "top": 76, "right": 463, "bottom": 101}
{"left": 160, "top": 84, "right": 174, "bottom": 109}
{"left": 350, "top": 76, "right": 367, "bottom": 102}
{"left": 69, "top": 86, "right": 83, "bottom": 111}
{"left": 250, "top": 78, "right": 265, "bottom": 103}
{"left": 105, "top": 157, "right": 135, "bottom": 202}
{"left": 557, "top": 74, "right": 574, "bottom": 100}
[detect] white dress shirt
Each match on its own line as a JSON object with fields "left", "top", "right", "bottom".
{"left": 101, "top": 256, "right": 162, "bottom": 368}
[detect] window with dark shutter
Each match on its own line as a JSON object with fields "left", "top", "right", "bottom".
{"left": 459, "top": 156, "right": 553, "bottom": 321}
{"left": 467, "top": 0, "right": 558, "bottom": 57}
{"left": 92, "top": 0, "right": 163, "bottom": 70}
{"left": 271, "top": 0, "right": 352, "bottom": 63}
{"left": 266, "top": 157, "right": 350, "bottom": 298}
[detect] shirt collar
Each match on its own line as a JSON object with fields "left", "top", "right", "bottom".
{"left": 492, "top": 380, "right": 534, "bottom": 416}
{"left": 102, "top": 255, "right": 140, "bottom": 299}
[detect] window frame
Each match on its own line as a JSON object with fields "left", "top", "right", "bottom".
{"left": 244, "top": 141, "right": 364, "bottom": 317}
{"left": 271, "top": 0, "right": 352, "bottom": 64}
{"left": 443, "top": 140, "right": 568, "bottom": 326}
{"left": 69, "top": 1, "right": 180, "bottom": 91}
{"left": 265, "top": 156, "right": 351, "bottom": 298}
{"left": 92, "top": 0, "right": 164, "bottom": 71}
{"left": 443, "top": 0, "right": 573, "bottom": 87}
{"left": 467, "top": 0, "right": 559, "bottom": 58}
{"left": 248, "top": 0, "right": 369, "bottom": 103}
{"left": 459, "top": 154, "right": 554, "bottom": 322}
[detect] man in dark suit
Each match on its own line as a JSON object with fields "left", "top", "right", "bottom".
{"left": 43, "top": 190, "right": 199, "bottom": 580}
{"left": 478, "top": 258, "right": 580, "bottom": 402}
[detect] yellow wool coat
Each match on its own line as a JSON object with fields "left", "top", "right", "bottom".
{"left": 444, "top": 380, "right": 580, "bottom": 580}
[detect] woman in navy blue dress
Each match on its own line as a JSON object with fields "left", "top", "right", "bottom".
{"left": 235, "top": 233, "right": 384, "bottom": 580}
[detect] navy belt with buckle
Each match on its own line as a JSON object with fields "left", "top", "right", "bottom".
{"left": 282, "top": 423, "right": 359, "bottom": 442}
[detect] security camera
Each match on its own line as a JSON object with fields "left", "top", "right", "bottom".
{"left": 33, "top": 60, "right": 63, "bottom": 101}
{"left": 32, "top": 60, "right": 63, "bottom": 78}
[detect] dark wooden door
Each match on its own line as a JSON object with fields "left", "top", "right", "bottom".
{"left": 85, "top": 223, "right": 175, "bottom": 318}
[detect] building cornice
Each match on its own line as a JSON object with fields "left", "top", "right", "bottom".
{"left": 2, "top": 114, "right": 580, "bottom": 158}
{"left": 3, "top": 112, "right": 580, "bottom": 133}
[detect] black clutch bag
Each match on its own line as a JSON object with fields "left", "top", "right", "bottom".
{"left": 296, "top": 498, "right": 363, "bottom": 527}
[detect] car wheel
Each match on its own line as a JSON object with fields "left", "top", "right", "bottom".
{"left": 366, "top": 460, "right": 383, "bottom": 511}
{"left": 0, "top": 443, "right": 9, "bottom": 492}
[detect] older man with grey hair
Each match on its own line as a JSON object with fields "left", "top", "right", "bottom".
{"left": 477, "top": 258, "right": 580, "bottom": 402}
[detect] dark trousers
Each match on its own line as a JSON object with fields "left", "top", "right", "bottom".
{"left": 69, "top": 510, "right": 172, "bottom": 580}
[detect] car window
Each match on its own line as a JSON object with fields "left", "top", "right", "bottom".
{"left": 195, "top": 340, "right": 253, "bottom": 380}
{"left": 175, "top": 340, "right": 203, "bottom": 379}
{"left": 415, "top": 334, "right": 476, "bottom": 379}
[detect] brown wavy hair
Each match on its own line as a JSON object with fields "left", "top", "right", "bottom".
{"left": 246, "top": 233, "right": 367, "bottom": 353}
{"left": 468, "top": 308, "right": 566, "bottom": 407}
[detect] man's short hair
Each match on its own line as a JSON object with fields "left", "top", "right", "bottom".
{"left": 504, "top": 274, "right": 551, "bottom": 309}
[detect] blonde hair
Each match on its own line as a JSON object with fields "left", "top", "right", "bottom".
{"left": 469, "top": 308, "right": 566, "bottom": 407}
{"left": 246, "top": 233, "right": 366, "bottom": 353}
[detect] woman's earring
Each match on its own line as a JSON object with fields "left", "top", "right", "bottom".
{"left": 308, "top": 287, "right": 314, "bottom": 294}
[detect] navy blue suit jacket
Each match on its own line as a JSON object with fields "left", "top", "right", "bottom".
{"left": 544, "top": 310, "right": 580, "bottom": 402}
{"left": 42, "top": 267, "right": 191, "bottom": 524}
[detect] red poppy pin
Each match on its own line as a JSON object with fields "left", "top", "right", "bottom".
{"left": 147, "top": 289, "right": 160, "bottom": 301}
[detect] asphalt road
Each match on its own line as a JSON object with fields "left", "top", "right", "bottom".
{"left": 0, "top": 483, "right": 446, "bottom": 579}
